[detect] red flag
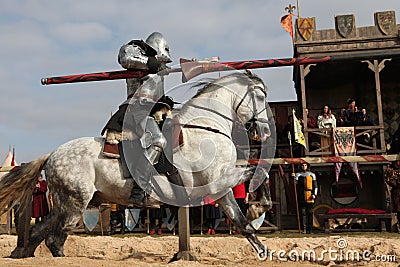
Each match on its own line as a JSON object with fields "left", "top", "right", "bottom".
{"left": 281, "top": 14, "right": 294, "bottom": 38}
{"left": 11, "top": 147, "right": 15, "bottom": 166}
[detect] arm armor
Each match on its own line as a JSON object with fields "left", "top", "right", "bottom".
{"left": 118, "top": 44, "right": 149, "bottom": 70}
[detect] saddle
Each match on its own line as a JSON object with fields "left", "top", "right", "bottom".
{"left": 102, "top": 116, "right": 184, "bottom": 159}
{"left": 102, "top": 130, "right": 137, "bottom": 158}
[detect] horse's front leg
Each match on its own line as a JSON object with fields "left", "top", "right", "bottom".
{"left": 217, "top": 190, "right": 266, "bottom": 259}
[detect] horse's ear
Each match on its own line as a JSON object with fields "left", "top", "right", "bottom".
{"left": 244, "top": 69, "right": 253, "bottom": 77}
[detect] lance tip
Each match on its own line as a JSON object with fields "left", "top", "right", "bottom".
{"left": 41, "top": 78, "right": 47, "bottom": 85}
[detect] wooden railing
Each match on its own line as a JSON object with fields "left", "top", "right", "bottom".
{"left": 305, "top": 125, "right": 385, "bottom": 156}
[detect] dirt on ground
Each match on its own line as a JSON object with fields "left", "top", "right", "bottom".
{"left": 0, "top": 232, "right": 399, "bottom": 267}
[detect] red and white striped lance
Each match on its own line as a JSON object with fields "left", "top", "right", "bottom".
{"left": 237, "top": 154, "right": 400, "bottom": 166}
{"left": 1, "top": 155, "right": 398, "bottom": 172}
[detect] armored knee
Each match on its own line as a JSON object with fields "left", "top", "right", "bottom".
{"left": 140, "top": 116, "right": 167, "bottom": 164}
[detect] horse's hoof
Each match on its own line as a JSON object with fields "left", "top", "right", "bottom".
{"left": 10, "top": 247, "right": 30, "bottom": 258}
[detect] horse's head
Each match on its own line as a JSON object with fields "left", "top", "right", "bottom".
{"left": 234, "top": 70, "right": 271, "bottom": 142}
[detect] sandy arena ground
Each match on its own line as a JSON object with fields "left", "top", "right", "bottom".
{"left": 0, "top": 232, "right": 399, "bottom": 267}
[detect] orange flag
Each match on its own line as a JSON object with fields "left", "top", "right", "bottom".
{"left": 281, "top": 14, "right": 294, "bottom": 38}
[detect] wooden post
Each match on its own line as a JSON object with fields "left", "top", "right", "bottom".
{"left": 200, "top": 204, "right": 203, "bottom": 235}
{"left": 300, "top": 65, "right": 308, "bottom": 153}
{"left": 170, "top": 207, "right": 196, "bottom": 262}
{"left": 274, "top": 172, "right": 282, "bottom": 231}
{"left": 363, "top": 59, "right": 389, "bottom": 152}
{"left": 178, "top": 207, "right": 190, "bottom": 252}
{"left": 373, "top": 59, "right": 388, "bottom": 151}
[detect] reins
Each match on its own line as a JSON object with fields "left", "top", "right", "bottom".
{"left": 179, "top": 123, "right": 231, "bottom": 139}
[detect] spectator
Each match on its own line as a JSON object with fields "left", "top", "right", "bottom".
{"left": 232, "top": 182, "right": 249, "bottom": 235}
{"left": 109, "top": 204, "right": 127, "bottom": 235}
{"left": 149, "top": 205, "right": 166, "bottom": 235}
{"left": 317, "top": 105, "right": 336, "bottom": 153}
{"left": 31, "top": 174, "right": 49, "bottom": 224}
{"left": 343, "top": 98, "right": 363, "bottom": 126}
{"left": 300, "top": 108, "right": 317, "bottom": 129}
{"left": 203, "top": 196, "right": 221, "bottom": 235}
{"left": 360, "top": 108, "right": 374, "bottom": 126}
{"left": 338, "top": 108, "right": 346, "bottom": 126}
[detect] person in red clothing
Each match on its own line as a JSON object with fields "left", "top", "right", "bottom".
{"left": 203, "top": 196, "right": 221, "bottom": 235}
{"left": 232, "top": 182, "right": 249, "bottom": 234}
{"left": 31, "top": 174, "right": 49, "bottom": 224}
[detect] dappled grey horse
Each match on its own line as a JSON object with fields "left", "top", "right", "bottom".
{"left": 0, "top": 71, "right": 274, "bottom": 259}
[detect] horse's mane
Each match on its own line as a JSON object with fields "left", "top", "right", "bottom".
{"left": 191, "top": 70, "right": 266, "bottom": 99}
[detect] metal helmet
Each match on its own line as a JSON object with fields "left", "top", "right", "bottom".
{"left": 145, "top": 32, "right": 172, "bottom": 63}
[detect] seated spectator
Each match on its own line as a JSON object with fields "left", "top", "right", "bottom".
{"left": 300, "top": 108, "right": 317, "bottom": 129}
{"left": 360, "top": 108, "right": 375, "bottom": 126}
{"left": 338, "top": 108, "right": 346, "bottom": 126}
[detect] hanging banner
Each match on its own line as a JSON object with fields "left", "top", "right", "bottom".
{"left": 333, "top": 127, "right": 362, "bottom": 187}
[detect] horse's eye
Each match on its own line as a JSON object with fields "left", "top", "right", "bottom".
{"left": 256, "top": 95, "right": 265, "bottom": 101}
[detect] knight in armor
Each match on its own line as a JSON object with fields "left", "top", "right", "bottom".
{"left": 102, "top": 32, "right": 179, "bottom": 207}
{"left": 292, "top": 163, "right": 318, "bottom": 234}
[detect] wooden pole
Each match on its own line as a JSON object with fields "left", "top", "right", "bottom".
{"left": 170, "top": 206, "right": 196, "bottom": 262}
{"left": 288, "top": 132, "right": 302, "bottom": 233}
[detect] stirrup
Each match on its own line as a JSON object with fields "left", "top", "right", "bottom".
{"left": 143, "top": 193, "right": 162, "bottom": 209}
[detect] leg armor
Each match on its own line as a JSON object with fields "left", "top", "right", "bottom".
{"left": 140, "top": 116, "right": 167, "bottom": 165}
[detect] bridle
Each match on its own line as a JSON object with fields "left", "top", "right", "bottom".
{"left": 234, "top": 84, "right": 268, "bottom": 136}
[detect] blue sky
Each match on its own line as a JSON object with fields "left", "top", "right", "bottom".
{"left": 1, "top": 1, "right": 399, "bottom": 163}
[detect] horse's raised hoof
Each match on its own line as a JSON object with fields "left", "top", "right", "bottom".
{"left": 10, "top": 247, "right": 32, "bottom": 258}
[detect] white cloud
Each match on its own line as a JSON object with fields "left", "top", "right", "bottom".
{"left": 52, "top": 22, "right": 112, "bottom": 45}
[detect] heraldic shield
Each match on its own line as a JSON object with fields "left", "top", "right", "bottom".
{"left": 297, "top": 17, "right": 315, "bottom": 41}
{"left": 375, "top": 11, "right": 396, "bottom": 35}
{"left": 335, "top": 14, "right": 354, "bottom": 38}
{"left": 125, "top": 208, "right": 140, "bottom": 231}
{"left": 163, "top": 207, "right": 177, "bottom": 231}
{"left": 83, "top": 209, "right": 99, "bottom": 232}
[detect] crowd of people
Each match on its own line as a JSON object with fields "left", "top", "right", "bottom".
{"left": 287, "top": 98, "right": 376, "bottom": 153}
{"left": 308, "top": 98, "right": 375, "bottom": 130}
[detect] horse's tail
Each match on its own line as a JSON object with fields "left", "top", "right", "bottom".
{"left": 0, "top": 153, "right": 51, "bottom": 213}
